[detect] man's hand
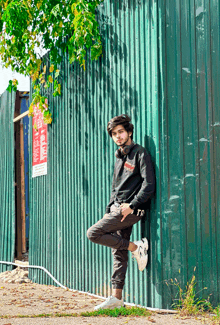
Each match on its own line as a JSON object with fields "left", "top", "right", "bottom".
{"left": 120, "top": 203, "right": 134, "bottom": 222}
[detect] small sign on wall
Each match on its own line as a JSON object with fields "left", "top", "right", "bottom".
{"left": 32, "top": 107, "right": 47, "bottom": 178}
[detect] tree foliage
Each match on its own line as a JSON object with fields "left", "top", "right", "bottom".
{"left": 0, "top": 0, "right": 103, "bottom": 123}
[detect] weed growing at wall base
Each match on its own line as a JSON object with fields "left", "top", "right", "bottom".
{"left": 171, "top": 274, "right": 211, "bottom": 316}
{"left": 211, "top": 305, "right": 220, "bottom": 324}
{"left": 170, "top": 269, "right": 212, "bottom": 317}
{"left": 167, "top": 267, "right": 220, "bottom": 324}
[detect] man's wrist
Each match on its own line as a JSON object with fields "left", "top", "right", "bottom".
{"left": 129, "top": 203, "right": 134, "bottom": 210}
{"left": 129, "top": 203, "right": 134, "bottom": 214}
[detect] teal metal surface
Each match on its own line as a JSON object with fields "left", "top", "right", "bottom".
{"left": 0, "top": 91, "right": 16, "bottom": 272}
{"left": 159, "top": 0, "right": 220, "bottom": 308}
{"left": 28, "top": 0, "right": 220, "bottom": 309}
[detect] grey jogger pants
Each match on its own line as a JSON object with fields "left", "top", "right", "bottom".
{"left": 86, "top": 202, "right": 143, "bottom": 289}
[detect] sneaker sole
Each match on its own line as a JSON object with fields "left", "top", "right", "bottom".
{"left": 94, "top": 304, "right": 125, "bottom": 311}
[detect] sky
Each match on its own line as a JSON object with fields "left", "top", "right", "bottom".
{"left": 0, "top": 62, "right": 30, "bottom": 95}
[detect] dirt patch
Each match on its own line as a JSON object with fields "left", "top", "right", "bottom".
{"left": 0, "top": 315, "right": 213, "bottom": 325}
{"left": 0, "top": 282, "right": 104, "bottom": 316}
{"left": 0, "top": 281, "right": 212, "bottom": 325}
{"left": 0, "top": 255, "right": 215, "bottom": 324}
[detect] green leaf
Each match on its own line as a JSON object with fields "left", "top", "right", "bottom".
{"left": 44, "top": 81, "right": 50, "bottom": 89}
{"left": 43, "top": 110, "right": 49, "bottom": 117}
{"left": 55, "top": 69, "right": 60, "bottom": 78}
{"left": 6, "top": 84, "right": 12, "bottom": 93}
{"left": 51, "top": 4, "right": 60, "bottom": 17}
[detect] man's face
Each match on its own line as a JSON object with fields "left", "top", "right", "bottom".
{"left": 111, "top": 125, "right": 132, "bottom": 147}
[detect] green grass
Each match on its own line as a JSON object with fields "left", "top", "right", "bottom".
{"left": 172, "top": 274, "right": 212, "bottom": 316}
{"left": 168, "top": 268, "right": 220, "bottom": 324}
{"left": 0, "top": 307, "right": 152, "bottom": 319}
{"left": 211, "top": 305, "right": 220, "bottom": 324}
{"left": 80, "top": 306, "right": 152, "bottom": 317}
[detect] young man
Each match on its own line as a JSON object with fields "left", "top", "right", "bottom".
{"left": 87, "top": 114, "right": 155, "bottom": 310}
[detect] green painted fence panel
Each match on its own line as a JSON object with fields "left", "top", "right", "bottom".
{"left": 28, "top": 0, "right": 220, "bottom": 309}
{"left": 160, "top": 0, "right": 220, "bottom": 307}
{"left": 0, "top": 91, "right": 15, "bottom": 272}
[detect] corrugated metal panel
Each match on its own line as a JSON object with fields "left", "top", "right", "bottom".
{"left": 0, "top": 91, "right": 16, "bottom": 272}
{"left": 29, "top": 0, "right": 220, "bottom": 309}
{"left": 159, "top": 0, "right": 220, "bottom": 308}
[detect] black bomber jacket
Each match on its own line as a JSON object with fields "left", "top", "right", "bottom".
{"left": 106, "top": 143, "right": 155, "bottom": 213}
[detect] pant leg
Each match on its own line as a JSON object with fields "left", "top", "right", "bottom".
{"left": 87, "top": 209, "right": 141, "bottom": 250}
{"left": 111, "top": 225, "right": 133, "bottom": 289}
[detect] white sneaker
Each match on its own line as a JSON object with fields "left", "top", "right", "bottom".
{"left": 132, "top": 238, "right": 149, "bottom": 271}
{"left": 94, "top": 295, "right": 124, "bottom": 310}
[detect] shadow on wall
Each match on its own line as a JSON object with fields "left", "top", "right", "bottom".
{"left": 51, "top": 0, "right": 155, "bottom": 130}
{"left": 140, "top": 135, "right": 162, "bottom": 301}
{"left": 64, "top": 0, "right": 154, "bottom": 145}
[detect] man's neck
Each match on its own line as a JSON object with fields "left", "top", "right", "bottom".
{"left": 120, "top": 138, "right": 132, "bottom": 149}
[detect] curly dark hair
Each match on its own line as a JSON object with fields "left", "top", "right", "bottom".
{"left": 107, "top": 114, "right": 134, "bottom": 140}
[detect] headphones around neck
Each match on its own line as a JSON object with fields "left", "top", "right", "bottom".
{"left": 115, "top": 141, "right": 135, "bottom": 159}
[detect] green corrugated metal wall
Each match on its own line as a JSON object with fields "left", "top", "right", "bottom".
{"left": 28, "top": 0, "right": 220, "bottom": 309}
{"left": 0, "top": 91, "right": 16, "bottom": 272}
{"left": 160, "top": 0, "right": 220, "bottom": 307}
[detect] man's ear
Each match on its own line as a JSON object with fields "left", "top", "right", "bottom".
{"left": 128, "top": 132, "right": 132, "bottom": 137}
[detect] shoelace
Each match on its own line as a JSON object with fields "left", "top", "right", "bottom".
{"left": 138, "top": 245, "right": 143, "bottom": 257}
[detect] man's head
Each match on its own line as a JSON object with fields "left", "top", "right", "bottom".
{"left": 107, "top": 114, "right": 134, "bottom": 147}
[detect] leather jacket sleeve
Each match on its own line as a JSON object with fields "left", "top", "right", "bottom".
{"left": 129, "top": 151, "right": 155, "bottom": 209}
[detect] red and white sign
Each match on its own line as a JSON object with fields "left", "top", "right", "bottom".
{"left": 32, "top": 107, "right": 47, "bottom": 178}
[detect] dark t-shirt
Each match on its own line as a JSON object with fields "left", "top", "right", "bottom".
{"left": 106, "top": 143, "right": 155, "bottom": 213}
